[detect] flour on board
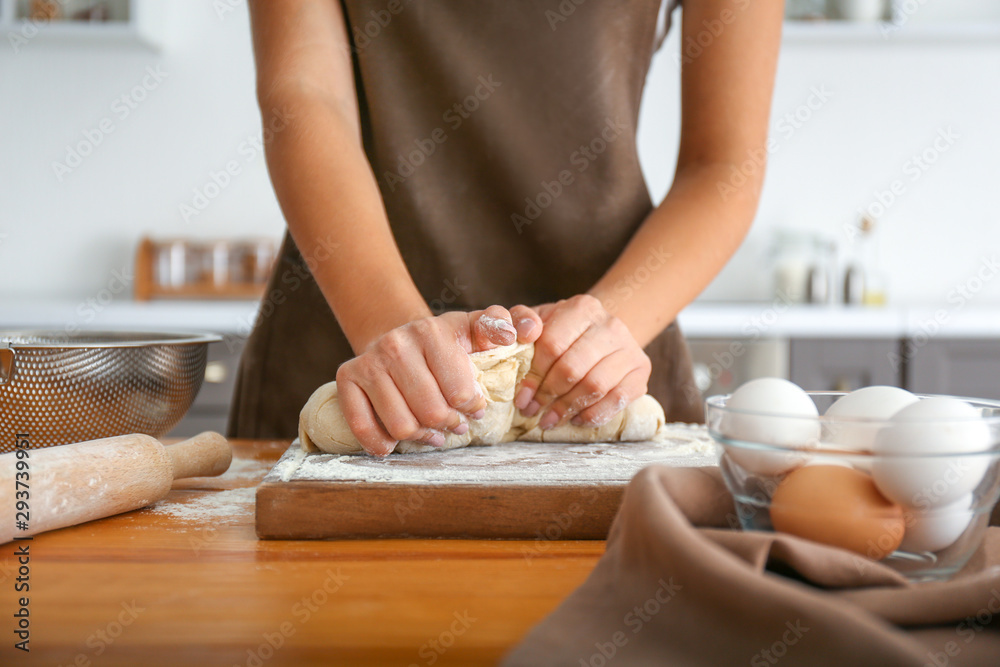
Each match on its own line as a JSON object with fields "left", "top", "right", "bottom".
{"left": 270, "top": 422, "right": 718, "bottom": 486}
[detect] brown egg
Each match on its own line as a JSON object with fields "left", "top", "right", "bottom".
{"left": 770, "top": 465, "right": 905, "bottom": 560}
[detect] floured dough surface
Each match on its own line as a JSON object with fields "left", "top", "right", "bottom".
{"left": 299, "top": 342, "right": 667, "bottom": 455}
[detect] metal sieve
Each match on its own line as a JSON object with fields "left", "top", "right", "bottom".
{"left": 0, "top": 331, "right": 221, "bottom": 451}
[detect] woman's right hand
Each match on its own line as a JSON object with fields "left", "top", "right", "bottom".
{"left": 336, "top": 305, "right": 543, "bottom": 456}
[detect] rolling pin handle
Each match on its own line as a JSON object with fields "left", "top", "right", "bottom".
{"left": 165, "top": 432, "right": 233, "bottom": 480}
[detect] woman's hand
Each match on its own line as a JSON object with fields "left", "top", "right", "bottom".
{"left": 514, "top": 294, "right": 651, "bottom": 430}
{"left": 336, "top": 305, "right": 543, "bottom": 456}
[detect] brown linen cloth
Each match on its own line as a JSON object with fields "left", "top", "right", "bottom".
{"left": 504, "top": 466, "right": 1000, "bottom": 666}
{"left": 228, "top": 0, "right": 705, "bottom": 439}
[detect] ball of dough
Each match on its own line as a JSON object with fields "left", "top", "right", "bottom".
{"left": 299, "top": 342, "right": 667, "bottom": 455}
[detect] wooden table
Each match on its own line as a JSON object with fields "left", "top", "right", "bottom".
{"left": 0, "top": 439, "right": 604, "bottom": 666}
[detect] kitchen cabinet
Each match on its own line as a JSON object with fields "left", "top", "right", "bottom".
{"left": 789, "top": 338, "right": 902, "bottom": 391}
{"left": 907, "top": 340, "right": 1000, "bottom": 401}
{"left": 0, "top": 0, "right": 167, "bottom": 49}
{"left": 168, "top": 336, "right": 244, "bottom": 437}
{"left": 687, "top": 338, "right": 788, "bottom": 400}
{"left": 693, "top": 335, "right": 1000, "bottom": 399}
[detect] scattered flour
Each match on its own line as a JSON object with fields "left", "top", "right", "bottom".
{"left": 269, "top": 423, "right": 719, "bottom": 486}
{"left": 145, "top": 486, "right": 257, "bottom": 523}
{"left": 221, "top": 456, "right": 271, "bottom": 481}
{"left": 477, "top": 314, "right": 517, "bottom": 338}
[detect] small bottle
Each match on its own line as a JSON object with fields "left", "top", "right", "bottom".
{"left": 843, "top": 264, "right": 865, "bottom": 305}
{"left": 807, "top": 264, "right": 831, "bottom": 304}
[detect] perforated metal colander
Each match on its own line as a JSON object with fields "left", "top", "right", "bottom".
{"left": 0, "top": 331, "right": 220, "bottom": 451}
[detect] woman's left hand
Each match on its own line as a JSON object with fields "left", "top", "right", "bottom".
{"left": 513, "top": 294, "right": 651, "bottom": 429}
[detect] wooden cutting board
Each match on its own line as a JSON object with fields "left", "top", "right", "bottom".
{"left": 255, "top": 424, "right": 717, "bottom": 540}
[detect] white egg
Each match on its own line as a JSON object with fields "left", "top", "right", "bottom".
{"left": 872, "top": 397, "right": 991, "bottom": 509}
{"left": 823, "top": 386, "right": 920, "bottom": 472}
{"left": 900, "top": 494, "right": 975, "bottom": 553}
{"left": 721, "top": 377, "right": 819, "bottom": 476}
{"left": 823, "top": 386, "right": 919, "bottom": 450}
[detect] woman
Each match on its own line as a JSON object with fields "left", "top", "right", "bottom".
{"left": 228, "top": 0, "right": 783, "bottom": 456}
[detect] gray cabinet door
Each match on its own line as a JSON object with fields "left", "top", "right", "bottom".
{"left": 907, "top": 340, "right": 1000, "bottom": 400}
{"left": 790, "top": 339, "right": 902, "bottom": 392}
{"left": 168, "top": 336, "right": 245, "bottom": 437}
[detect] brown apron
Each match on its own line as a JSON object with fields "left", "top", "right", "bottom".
{"left": 228, "top": 0, "right": 703, "bottom": 439}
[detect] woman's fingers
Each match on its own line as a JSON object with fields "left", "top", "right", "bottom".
{"left": 337, "top": 303, "right": 547, "bottom": 456}
{"left": 361, "top": 374, "right": 446, "bottom": 447}
{"left": 386, "top": 354, "right": 468, "bottom": 434}
{"left": 531, "top": 322, "right": 620, "bottom": 408}
{"left": 470, "top": 305, "right": 517, "bottom": 350}
{"left": 535, "top": 348, "right": 650, "bottom": 430}
{"left": 336, "top": 377, "right": 397, "bottom": 456}
{"left": 421, "top": 318, "right": 488, "bottom": 416}
{"left": 516, "top": 295, "right": 608, "bottom": 416}
{"left": 572, "top": 366, "right": 650, "bottom": 428}
{"left": 509, "top": 304, "right": 543, "bottom": 343}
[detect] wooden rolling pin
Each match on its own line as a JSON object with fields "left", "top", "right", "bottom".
{"left": 0, "top": 432, "right": 232, "bottom": 544}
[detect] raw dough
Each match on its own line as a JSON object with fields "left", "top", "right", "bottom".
{"left": 299, "top": 342, "right": 666, "bottom": 455}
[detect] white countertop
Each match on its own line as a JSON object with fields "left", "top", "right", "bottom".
{"left": 0, "top": 300, "right": 258, "bottom": 339}
{"left": 678, "top": 303, "right": 1000, "bottom": 339}
{"left": 1, "top": 300, "right": 998, "bottom": 339}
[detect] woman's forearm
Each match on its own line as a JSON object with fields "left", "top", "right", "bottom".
{"left": 260, "top": 99, "right": 431, "bottom": 353}
{"left": 588, "top": 161, "right": 760, "bottom": 347}
{"left": 589, "top": 0, "right": 782, "bottom": 347}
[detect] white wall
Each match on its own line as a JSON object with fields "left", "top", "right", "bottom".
{"left": 0, "top": 1, "right": 284, "bottom": 300}
{"left": 1, "top": 1, "right": 999, "bottom": 310}
{"left": 639, "top": 12, "right": 1000, "bottom": 307}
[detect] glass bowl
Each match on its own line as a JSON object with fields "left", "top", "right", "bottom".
{"left": 706, "top": 392, "right": 1000, "bottom": 582}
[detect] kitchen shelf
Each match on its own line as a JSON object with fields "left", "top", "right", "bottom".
{"left": 0, "top": 0, "right": 167, "bottom": 50}
{"left": 783, "top": 19, "right": 1000, "bottom": 43}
